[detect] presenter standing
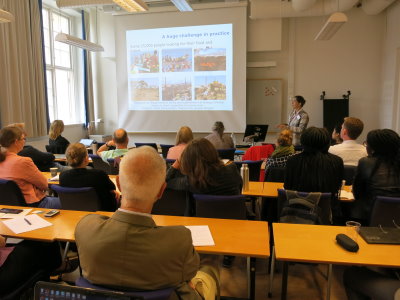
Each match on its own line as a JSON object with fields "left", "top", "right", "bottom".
{"left": 278, "top": 95, "right": 309, "bottom": 146}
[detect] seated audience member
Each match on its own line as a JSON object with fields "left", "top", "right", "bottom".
{"left": 75, "top": 146, "right": 220, "bottom": 300}
{"left": 8, "top": 123, "right": 55, "bottom": 171}
{"left": 331, "top": 123, "right": 343, "bottom": 145}
{"left": 328, "top": 117, "right": 367, "bottom": 166}
{"left": 97, "top": 128, "right": 129, "bottom": 162}
{"left": 0, "top": 126, "right": 60, "bottom": 208}
{"left": 166, "top": 138, "right": 242, "bottom": 196}
{"left": 48, "top": 120, "right": 70, "bottom": 154}
{"left": 343, "top": 266, "right": 400, "bottom": 300}
{"left": 352, "top": 129, "right": 400, "bottom": 225}
{"left": 60, "top": 143, "right": 119, "bottom": 211}
{"left": 264, "top": 129, "right": 296, "bottom": 174}
{"left": 205, "top": 121, "right": 234, "bottom": 149}
{"left": 0, "top": 235, "right": 68, "bottom": 296}
{"left": 284, "top": 127, "right": 344, "bottom": 222}
{"left": 167, "top": 126, "right": 193, "bottom": 160}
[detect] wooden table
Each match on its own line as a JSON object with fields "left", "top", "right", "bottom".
{"left": 273, "top": 223, "right": 400, "bottom": 300}
{"left": 0, "top": 206, "right": 269, "bottom": 300}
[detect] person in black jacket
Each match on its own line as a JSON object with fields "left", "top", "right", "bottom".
{"left": 284, "top": 127, "right": 344, "bottom": 223}
{"left": 60, "top": 143, "right": 119, "bottom": 211}
{"left": 352, "top": 129, "right": 400, "bottom": 225}
{"left": 48, "top": 120, "right": 70, "bottom": 154}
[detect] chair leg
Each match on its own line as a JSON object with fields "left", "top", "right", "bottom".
{"left": 326, "top": 264, "right": 332, "bottom": 300}
{"left": 268, "top": 246, "right": 275, "bottom": 298}
{"left": 62, "top": 242, "right": 70, "bottom": 261}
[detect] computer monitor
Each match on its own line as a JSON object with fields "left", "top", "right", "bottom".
{"left": 243, "top": 124, "right": 268, "bottom": 143}
{"left": 35, "top": 281, "right": 142, "bottom": 300}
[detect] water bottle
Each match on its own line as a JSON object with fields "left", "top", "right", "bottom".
{"left": 240, "top": 163, "right": 249, "bottom": 191}
{"left": 230, "top": 132, "right": 237, "bottom": 147}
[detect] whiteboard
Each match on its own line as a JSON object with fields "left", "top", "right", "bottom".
{"left": 246, "top": 79, "right": 282, "bottom": 133}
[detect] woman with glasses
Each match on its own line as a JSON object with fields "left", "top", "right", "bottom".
{"left": 0, "top": 126, "right": 60, "bottom": 208}
{"left": 352, "top": 129, "right": 400, "bottom": 225}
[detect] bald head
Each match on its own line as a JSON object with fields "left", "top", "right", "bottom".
{"left": 113, "top": 128, "right": 129, "bottom": 148}
{"left": 119, "top": 146, "right": 166, "bottom": 212}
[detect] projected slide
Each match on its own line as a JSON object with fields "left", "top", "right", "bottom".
{"left": 126, "top": 24, "right": 232, "bottom": 111}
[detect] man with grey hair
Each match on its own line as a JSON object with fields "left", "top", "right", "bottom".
{"left": 75, "top": 146, "right": 219, "bottom": 300}
{"left": 97, "top": 128, "right": 129, "bottom": 162}
{"left": 329, "top": 117, "right": 367, "bottom": 166}
{"left": 205, "top": 121, "right": 234, "bottom": 149}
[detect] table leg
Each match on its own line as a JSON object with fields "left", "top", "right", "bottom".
{"left": 281, "top": 261, "right": 289, "bottom": 300}
{"left": 247, "top": 257, "right": 256, "bottom": 300}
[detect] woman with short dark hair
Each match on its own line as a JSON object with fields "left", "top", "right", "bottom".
{"left": 352, "top": 129, "right": 400, "bottom": 225}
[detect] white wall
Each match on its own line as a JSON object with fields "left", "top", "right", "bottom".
{"left": 93, "top": 6, "right": 391, "bottom": 145}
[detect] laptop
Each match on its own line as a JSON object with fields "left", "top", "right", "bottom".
{"left": 359, "top": 227, "right": 400, "bottom": 245}
{"left": 34, "top": 281, "right": 142, "bottom": 300}
{"left": 79, "top": 139, "right": 95, "bottom": 147}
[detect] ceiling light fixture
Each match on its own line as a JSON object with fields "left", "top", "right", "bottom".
{"left": 170, "top": 0, "right": 193, "bottom": 12}
{"left": 56, "top": 0, "right": 114, "bottom": 9}
{"left": 112, "top": 0, "right": 149, "bottom": 12}
{"left": 314, "top": 12, "right": 347, "bottom": 41}
{"left": 55, "top": 33, "right": 104, "bottom": 52}
{"left": 0, "top": 8, "right": 14, "bottom": 23}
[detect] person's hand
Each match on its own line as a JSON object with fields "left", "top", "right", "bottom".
{"left": 0, "top": 235, "right": 6, "bottom": 247}
{"left": 106, "top": 140, "right": 116, "bottom": 147}
{"left": 172, "top": 159, "right": 180, "bottom": 169}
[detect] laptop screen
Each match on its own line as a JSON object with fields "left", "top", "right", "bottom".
{"left": 35, "top": 282, "right": 142, "bottom": 300}
{"left": 79, "top": 139, "right": 94, "bottom": 147}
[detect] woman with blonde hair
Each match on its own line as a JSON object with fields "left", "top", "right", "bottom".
{"left": 265, "top": 129, "right": 296, "bottom": 172}
{"left": 60, "top": 143, "right": 119, "bottom": 211}
{"left": 167, "top": 126, "right": 194, "bottom": 160}
{"left": 0, "top": 126, "right": 60, "bottom": 208}
{"left": 48, "top": 120, "right": 70, "bottom": 154}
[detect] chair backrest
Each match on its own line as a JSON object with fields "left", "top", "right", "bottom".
{"left": 264, "top": 166, "right": 286, "bottom": 182}
{"left": 369, "top": 195, "right": 400, "bottom": 227}
{"left": 75, "top": 277, "right": 174, "bottom": 300}
{"left": 165, "top": 158, "right": 176, "bottom": 168}
{"left": 45, "top": 144, "right": 65, "bottom": 154}
{"left": 89, "top": 154, "right": 113, "bottom": 175}
{"left": 107, "top": 157, "right": 121, "bottom": 175}
{"left": 217, "top": 148, "right": 236, "bottom": 161}
{"left": 277, "top": 189, "right": 332, "bottom": 225}
{"left": 193, "top": 194, "right": 247, "bottom": 220}
{"left": 151, "top": 188, "right": 187, "bottom": 216}
{"left": 343, "top": 165, "right": 357, "bottom": 185}
{"left": 160, "top": 144, "right": 174, "bottom": 159}
{"left": 0, "top": 179, "right": 26, "bottom": 206}
{"left": 234, "top": 160, "right": 263, "bottom": 181}
{"left": 50, "top": 185, "right": 101, "bottom": 211}
{"left": 135, "top": 143, "right": 158, "bottom": 151}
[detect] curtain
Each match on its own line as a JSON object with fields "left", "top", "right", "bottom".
{"left": 0, "top": 0, "right": 48, "bottom": 137}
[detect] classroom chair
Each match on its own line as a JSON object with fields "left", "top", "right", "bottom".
{"left": 50, "top": 185, "right": 101, "bottom": 212}
{"left": 89, "top": 154, "right": 117, "bottom": 175}
{"left": 369, "top": 195, "right": 400, "bottom": 227}
{"left": 107, "top": 157, "right": 121, "bottom": 175}
{"left": 193, "top": 194, "right": 247, "bottom": 220}
{"left": 0, "top": 179, "right": 26, "bottom": 206}
{"left": 217, "top": 148, "right": 236, "bottom": 161}
{"left": 151, "top": 188, "right": 188, "bottom": 216}
{"left": 343, "top": 165, "right": 357, "bottom": 185}
{"left": 76, "top": 277, "right": 175, "bottom": 300}
{"left": 160, "top": 144, "right": 174, "bottom": 158}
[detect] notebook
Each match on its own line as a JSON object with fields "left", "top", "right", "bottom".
{"left": 359, "top": 227, "right": 400, "bottom": 244}
{"left": 34, "top": 281, "right": 142, "bottom": 300}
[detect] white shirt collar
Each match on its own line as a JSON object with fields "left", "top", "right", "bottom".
{"left": 118, "top": 208, "right": 152, "bottom": 218}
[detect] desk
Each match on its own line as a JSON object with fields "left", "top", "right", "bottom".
{"left": 273, "top": 223, "right": 400, "bottom": 300}
{"left": 0, "top": 206, "right": 269, "bottom": 300}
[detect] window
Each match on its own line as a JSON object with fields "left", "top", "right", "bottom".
{"left": 42, "top": 7, "right": 84, "bottom": 124}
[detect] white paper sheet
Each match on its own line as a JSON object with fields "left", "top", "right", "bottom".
{"left": 340, "top": 190, "right": 355, "bottom": 200}
{"left": 48, "top": 174, "right": 60, "bottom": 182}
{"left": 2, "top": 214, "right": 53, "bottom": 234}
{"left": 0, "top": 208, "right": 32, "bottom": 219}
{"left": 185, "top": 225, "right": 215, "bottom": 246}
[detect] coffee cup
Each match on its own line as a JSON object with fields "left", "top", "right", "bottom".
{"left": 346, "top": 221, "right": 361, "bottom": 241}
{"left": 50, "top": 167, "right": 58, "bottom": 177}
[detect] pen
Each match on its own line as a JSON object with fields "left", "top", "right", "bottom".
{"left": 24, "top": 218, "right": 32, "bottom": 225}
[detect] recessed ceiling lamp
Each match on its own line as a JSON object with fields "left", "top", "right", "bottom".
{"left": 112, "top": 0, "right": 148, "bottom": 12}
{"left": 0, "top": 8, "right": 14, "bottom": 23}
{"left": 55, "top": 33, "right": 104, "bottom": 52}
{"left": 170, "top": 0, "right": 193, "bottom": 12}
{"left": 314, "top": 12, "right": 348, "bottom": 41}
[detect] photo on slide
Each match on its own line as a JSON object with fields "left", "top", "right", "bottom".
{"left": 162, "top": 75, "right": 192, "bottom": 101}
{"left": 194, "top": 48, "right": 226, "bottom": 71}
{"left": 194, "top": 75, "right": 226, "bottom": 100}
{"left": 162, "top": 48, "right": 192, "bottom": 72}
{"left": 129, "top": 50, "right": 159, "bottom": 74}
{"left": 130, "top": 78, "right": 160, "bottom": 101}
